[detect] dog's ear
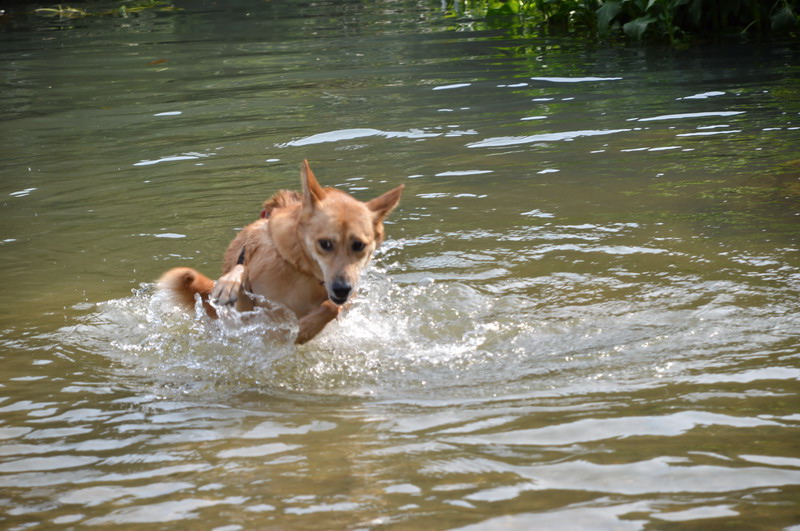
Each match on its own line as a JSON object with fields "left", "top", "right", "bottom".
{"left": 366, "top": 184, "right": 404, "bottom": 224}
{"left": 301, "top": 159, "right": 326, "bottom": 211}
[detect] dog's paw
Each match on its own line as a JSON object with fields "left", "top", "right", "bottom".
{"left": 211, "top": 264, "right": 245, "bottom": 306}
{"left": 321, "top": 299, "right": 343, "bottom": 317}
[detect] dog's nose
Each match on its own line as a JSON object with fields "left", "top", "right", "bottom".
{"left": 330, "top": 281, "right": 352, "bottom": 305}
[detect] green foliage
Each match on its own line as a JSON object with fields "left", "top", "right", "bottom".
{"left": 595, "top": 0, "right": 799, "bottom": 42}
{"left": 487, "top": 0, "right": 522, "bottom": 16}
{"left": 439, "top": 0, "right": 800, "bottom": 43}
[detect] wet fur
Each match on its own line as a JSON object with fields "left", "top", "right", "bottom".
{"left": 158, "top": 160, "right": 403, "bottom": 344}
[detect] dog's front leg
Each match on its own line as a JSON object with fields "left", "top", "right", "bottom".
{"left": 210, "top": 264, "right": 254, "bottom": 312}
{"left": 295, "top": 300, "right": 341, "bottom": 344}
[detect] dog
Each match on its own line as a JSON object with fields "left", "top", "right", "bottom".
{"left": 158, "top": 160, "right": 404, "bottom": 344}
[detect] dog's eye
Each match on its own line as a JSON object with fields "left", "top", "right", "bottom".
{"left": 318, "top": 239, "right": 334, "bottom": 252}
{"left": 352, "top": 240, "right": 365, "bottom": 253}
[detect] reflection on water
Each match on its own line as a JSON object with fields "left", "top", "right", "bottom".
{"left": 1, "top": 0, "right": 799, "bottom": 528}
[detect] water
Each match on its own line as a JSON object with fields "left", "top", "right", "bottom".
{"left": 1, "top": 1, "right": 799, "bottom": 528}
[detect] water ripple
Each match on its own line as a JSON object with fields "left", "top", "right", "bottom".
{"left": 441, "top": 411, "right": 780, "bottom": 446}
{"left": 280, "top": 127, "right": 440, "bottom": 147}
{"left": 467, "top": 128, "right": 632, "bottom": 148}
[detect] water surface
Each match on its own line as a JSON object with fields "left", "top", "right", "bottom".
{"left": 1, "top": 1, "right": 799, "bottom": 528}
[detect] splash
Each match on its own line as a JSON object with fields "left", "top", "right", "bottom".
{"left": 61, "top": 286, "right": 298, "bottom": 394}
{"left": 276, "top": 276, "right": 508, "bottom": 396}
{"left": 61, "top": 274, "right": 514, "bottom": 398}
{"left": 58, "top": 246, "right": 798, "bottom": 401}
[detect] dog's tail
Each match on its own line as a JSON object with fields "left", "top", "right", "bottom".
{"left": 260, "top": 189, "right": 302, "bottom": 219}
{"left": 158, "top": 267, "right": 216, "bottom": 317}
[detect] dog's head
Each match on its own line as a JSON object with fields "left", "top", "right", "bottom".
{"left": 299, "top": 160, "right": 403, "bottom": 306}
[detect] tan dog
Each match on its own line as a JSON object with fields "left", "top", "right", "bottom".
{"left": 158, "top": 160, "right": 404, "bottom": 344}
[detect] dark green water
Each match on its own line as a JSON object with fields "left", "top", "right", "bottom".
{"left": 1, "top": 1, "right": 799, "bottom": 528}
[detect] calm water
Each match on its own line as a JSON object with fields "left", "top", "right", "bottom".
{"left": 2, "top": 1, "right": 799, "bottom": 528}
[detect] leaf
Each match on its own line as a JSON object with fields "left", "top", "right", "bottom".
{"left": 623, "top": 15, "right": 656, "bottom": 39}
{"left": 487, "top": 0, "right": 521, "bottom": 16}
{"left": 771, "top": 5, "right": 797, "bottom": 32}
{"left": 596, "top": 0, "right": 622, "bottom": 33}
{"left": 687, "top": 0, "right": 703, "bottom": 27}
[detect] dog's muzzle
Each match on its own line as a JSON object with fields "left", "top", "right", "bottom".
{"left": 329, "top": 280, "right": 352, "bottom": 305}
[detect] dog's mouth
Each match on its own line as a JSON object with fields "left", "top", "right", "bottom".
{"left": 328, "top": 280, "right": 353, "bottom": 306}
{"left": 329, "top": 294, "right": 349, "bottom": 306}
